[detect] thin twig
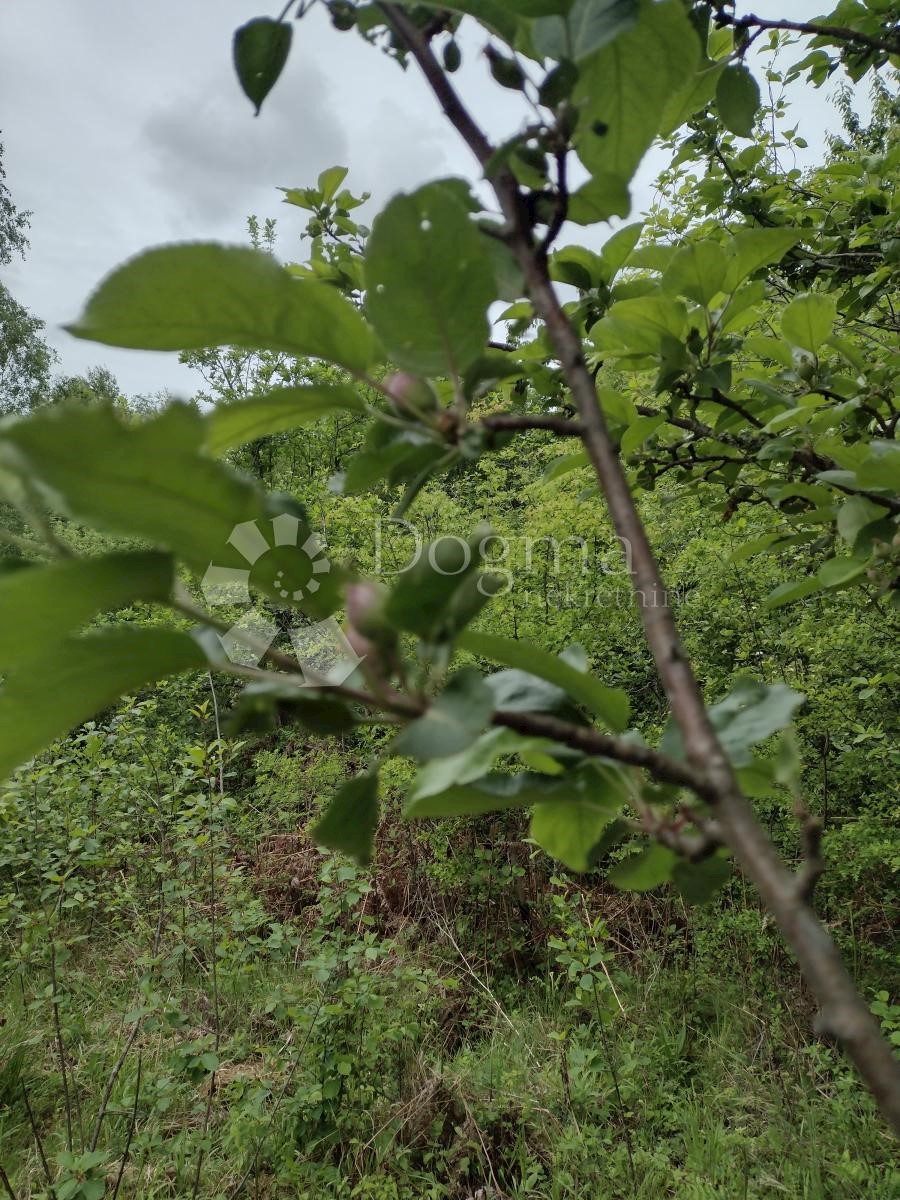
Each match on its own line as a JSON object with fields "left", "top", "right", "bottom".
{"left": 21, "top": 1085, "right": 52, "bottom": 1186}
{"left": 110, "top": 1052, "right": 142, "bottom": 1200}
{"left": 714, "top": 8, "right": 900, "bottom": 57}
{"left": 481, "top": 412, "right": 584, "bottom": 437}
{"left": 0, "top": 1163, "right": 17, "bottom": 1200}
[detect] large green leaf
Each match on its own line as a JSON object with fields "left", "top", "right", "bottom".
{"left": 533, "top": 0, "right": 638, "bottom": 64}
{"left": 206, "top": 385, "right": 365, "bottom": 455}
{"left": 0, "top": 404, "right": 266, "bottom": 569}
{"left": 458, "top": 630, "right": 629, "bottom": 730}
{"left": 672, "top": 855, "right": 731, "bottom": 905}
{"left": 608, "top": 841, "right": 677, "bottom": 891}
{"left": 716, "top": 64, "right": 760, "bottom": 138}
{"left": 725, "top": 227, "right": 803, "bottom": 289}
{"left": 384, "top": 528, "right": 495, "bottom": 641}
{"left": 66, "top": 243, "right": 374, "bottom": 371}
{"left": 591, "top": 294, "right": 687, "bottom": 358}
{"left": 781, "top": 293, "right": 837, "bottom": 353}
{"left": 392, "top": 668, "right": 495, "bottom": 761}
{"left": 662, "top": 241, "right": 731, "bottom": 305}
{"left": 0, "top": 552, "right": 173, "bottom": 669}
{"left": 0, "top": 628, "right": 205, "bottom": 782}
{"left": 393, "top": 0, "right": 519, "bottom": 44}
{"left": 529, "top": 762, "right": 626, "bottom": 871}
{"left": 573, "top": 0, "right": 700, "bottom": 204}
{"left": 365, "top": 183, "right": 496, "bottom": 377}
{"left": 311, "top": 771, "right": 380, "bottom": 865}
{"left": 232, "top": 18, "right": 292, "bottom": 115}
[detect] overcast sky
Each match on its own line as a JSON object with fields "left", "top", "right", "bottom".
{"left": 0, "top": 0, "right": 856, "bottom": 398}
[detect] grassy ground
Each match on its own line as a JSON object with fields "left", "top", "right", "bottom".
{"left": 1, "top": 854, "right": 897, "bottom": 1199}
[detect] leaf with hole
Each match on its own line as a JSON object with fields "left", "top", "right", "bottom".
{"left": 365, "top": 183, "right": 495, "bottom": 377}
{"left": 574, "top": 1, "right": 700, "bottom": 203}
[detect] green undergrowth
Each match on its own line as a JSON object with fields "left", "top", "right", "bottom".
{"left": 0, "top": 693, "right": 897, "bottom": 1198}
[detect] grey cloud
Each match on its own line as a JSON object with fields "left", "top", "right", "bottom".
{"left": 142, "top": 55, "right": 348, "bottom": 231}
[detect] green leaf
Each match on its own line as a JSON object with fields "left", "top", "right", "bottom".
{"left": 383, "top": 528, "right": 491, "bottom": 641}
{"left": 591, "top": 294, "right": 687, "bottom": 357}
{"left": 228, "top": 680, "right": 358, "bottom": 736}
{"left": 206, "top": 385, "right": 365, "bottom": 455}
{"left": 533, "top": 0, "right": 638, "bottom": 64}
{"left": 857, "top": 441, "right": 900, "bottom": 491}
{"left": 763, "top": 577, "right": 822, "bottom": 610}
{"left": 317, "top": 165, "right": 349, "bottom": 202}
{"left": 716, "top": 64, "right": 760, "bottom": 137}
{"left": 662, "top": 678, "right": 805, "bottom": 767}
{"left": 620, "top": 413, "right": 663, "bottom": 455}
{"left": 817, "top": 555, "right": 867, "bottom": 589}
{"left": 608, "top": 842, "right": 677, "bottom": 891}
{"left": 409, "top": 727, "right": 543, "bottom": 800}
{"left": 566, "top": 174, "right": 632, "bottom": 224}
{"left": 0, "top": 403, "right": 267, "bottom": 569}
{"left": 725, "top": 227, "right": 803, "bottom": 289}
{"left": 662, "top": 241, "right": 730, "bottom": 305}
{"left": 837, "top": 496, "right": 884, "bottom": 545}
{"left": 233, "top": 18, "right": 292, "bottom": 115}
{"left": 781, "top": 292, "right": 836, "bottom": 353}
{"left": 403, "top": 769, "right": 569, "bottom": 819}
{"left": 392, "top": 668, "right": 495, "bottom": 761}
{"left": 0, "top": 552, "right": 173, "bottom": 669}
{"left": 542, "top": 449, "right": 590, "bottom": 482}
{"left": 395, "top": 0, "right": 519, "bottom": 44}
{"left": 458, "top": 630, "right": 629, "bottom": 730}
{"left": 311, "top": 771, "right": 379, "bottom": 865}
{"left": 66, "top": 243, "right": 374, "bottom": 371}
{"left": 0, "top": 628, "right": 205, "bottom": 782}
{"left": 601, "top": 221, "right": 644, "bottom": 275}
{"left": 365, "top": 182, "right": 495, "bottom": 377}
{"left": 672, "top": 855, "right": 731, "bottom": 905}
{"left": 529, "top": 762, "right": 626, "bottom": 871}
{"left": 573, "top": 0, "right": 700, "bottom": 204}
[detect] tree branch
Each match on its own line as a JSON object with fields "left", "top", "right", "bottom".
{"left": 384, "top": 7, "right": 900, "bottom": 1133}
{"left": 714, "top": 9, "right": 900, "bottom": 57}
{"left": 480, "top": 412, "right": 584, "bottom": 437}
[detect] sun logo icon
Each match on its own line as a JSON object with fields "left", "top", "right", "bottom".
{"left": 199, "top": 514, "right": 361, "bottom": 684}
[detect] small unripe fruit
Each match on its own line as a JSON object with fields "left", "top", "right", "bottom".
{"left": 384, "top": 372, "right": 439, "bottom": 417}
{"left": 346, "top": 581, "right": 388, "bottom": 638}
{"left": 329, "top": 2, "right": 356, "bottom": 30}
